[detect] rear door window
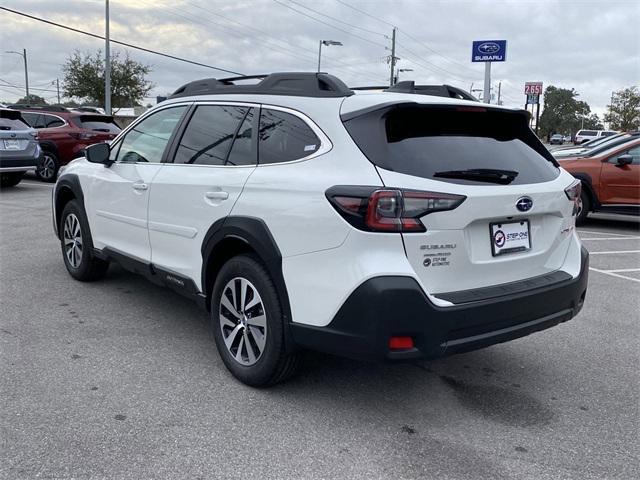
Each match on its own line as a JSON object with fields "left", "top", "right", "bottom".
{"left": 21, "top": 113, "right": 43, "bottom": 128}
{"left": 42, "top": 114, "right": 65, "bottom": 128}
{"left": 174, "top": 105, "right": 249, "bottom": 165}
{"left": 343, "top": 104, "right": 559, "bottom": 185}
{"left": 258, "top": 109, "right": 320, "bottom": 164}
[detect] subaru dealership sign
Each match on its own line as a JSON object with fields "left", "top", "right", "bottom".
{"left": 472, "top": 40, "right": 507, "bottom": 62}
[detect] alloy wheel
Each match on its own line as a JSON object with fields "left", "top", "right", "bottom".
{"left": 219, "top": 277, "right": 267, "bottom": 366}
{"left": 38, "top": 154, "right": 56, "bottom": 180}
{"left": 63, "top": 213, "right": 83, "bottom": 268}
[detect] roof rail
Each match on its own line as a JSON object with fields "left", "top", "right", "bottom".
{"left": 169, "top": 72, "right": 354, "bottom": 99}
{"left": 386, "top": 81, "right": 478, "bottom": 101}
{"left": 8, "top": 104, "right": 70, "bottom": 112}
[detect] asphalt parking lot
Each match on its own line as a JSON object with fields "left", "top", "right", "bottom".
{"left": 1, "top": 180, "right": 639, "bottom": 480}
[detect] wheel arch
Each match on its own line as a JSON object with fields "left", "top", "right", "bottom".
{"left": 39, "top": 140, "right": 59, "bottom": 156}
{"left": 201, "top": 216, "right": 296, "bottom": 352}
{"left": 53, "top": 174, "right": 85, "bottom": 238}
{"left": 571, "top": 172, "right": 599, "bottom": 210}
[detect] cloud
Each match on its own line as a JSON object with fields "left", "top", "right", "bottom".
{"left": 1, "top": 0, "right": 638, "bottom": 117}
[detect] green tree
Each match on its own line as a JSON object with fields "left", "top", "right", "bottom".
{"left": 15, "top": 94, "right": 48, "bottom": 105}
{"left": 62, "top": 50, "right": 154, "bottom": 110}
{"left": 582, "top": 113, "right": 603, "bottom": 130}
{"left": 539, "top": 86, "right": 593, "bottom": 139}
{"left": 604, "top": 86, "right": 640, "bottom": 131}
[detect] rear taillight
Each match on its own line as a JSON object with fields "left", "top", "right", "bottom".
{"left": 565, "top": 179, "right": 582, "bottom": 216}
{"left": 69, "top": 132, "right": 96, "bottom": 141}
{"left": 327, "top": 186, "right": 466, "bottom": 233}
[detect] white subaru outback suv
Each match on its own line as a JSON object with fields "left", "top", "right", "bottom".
{"left": 52, "top": 73, "right": 589, "bottom": 386}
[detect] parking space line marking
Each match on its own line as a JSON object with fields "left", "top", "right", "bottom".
{"left": 578, "top": 230, "right": 637, "bottom": 238}
{"left": 590, "top": 267, "right": 640, "bottom": 284}
{"left": 20, "top": 181, "right": 54, "bottom": 188}
{"left": 605, "top": 268, "right": 640, "bottom": 273}
{"left": 581, "top": 237, "right": 640, "bottom": 241}
{"left": 589, "top": 250, "right": 640, "bottom": 255}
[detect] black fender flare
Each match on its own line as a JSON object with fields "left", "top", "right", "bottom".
{"left": 570, "top": 172, "right": 600, "bottom": 209}
{"left": 201, "top": 216, "right": 296, "bottom": 352}
{"left": 53, "top": 174, "right": 85, "bottom": 238}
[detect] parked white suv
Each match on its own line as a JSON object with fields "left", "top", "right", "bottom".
{"left": 52, "top": 73, "right": 589, "bottom": 386}
{"left": 574, "top": 129, "right": 617, "bottom": 145}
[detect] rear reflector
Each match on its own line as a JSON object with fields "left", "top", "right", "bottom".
{"left": 389, "top": 336, "right": 414, "bottom": 350}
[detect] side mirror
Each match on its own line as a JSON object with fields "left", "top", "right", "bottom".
{"left": 616, "top": 154, "right": 633, "bottom": 167}
{"left": 85, "top": 143, "right": 112, "bottom": 166}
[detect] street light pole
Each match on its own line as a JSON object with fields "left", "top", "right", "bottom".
{"left": 317, "top": 40, "right": 343, "bottom": 72}
{"left": 105, "top": 0, "right": 111, "bottom": 115}
{"left": 5, "top": 49, "right": 29, "bottom": 99}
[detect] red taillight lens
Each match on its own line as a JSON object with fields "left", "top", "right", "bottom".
{"left": 564, "top": 179, "right": 582, "bottom": 216}
{"left": 69, "top": 132, "right": 96, "bottom": 141}
{"left": 327, "top": 186, "right": 466, "bottom": 233}
{"left": 389, "top": 336, "right": 414, "bottom": 350}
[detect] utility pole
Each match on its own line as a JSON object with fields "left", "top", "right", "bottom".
{"left": 52, "top": 78, "right": 60, "bottom": 104}
{"left": 5, "top": 49, "right": 29, "bottom": 99}
{"left": 389, "top": 27, "right": 397, "bottom": 86}
{"left": 105, "top": 0, "right": 111, "bottom": 115}
{"left": 483, "top": 60, "right": 491, "bottom": 104}
{"left": 23, "top": 48, "right": 29, "bottom": 100}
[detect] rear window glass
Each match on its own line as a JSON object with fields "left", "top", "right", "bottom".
{"left": 73, "top": 115, "right": 121, "bottom": 133}
{"left": 578, "top": 130, "right": 597, "bottom": 136}
{"left": 343, "top": 105, "right": 559, "bottom": 185}
{"left": 0, "top": 111, "right": 29, "bottom": 130}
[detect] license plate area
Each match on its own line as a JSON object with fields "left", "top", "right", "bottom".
{"left": 3, "top": 139, "right": 20, "bottom": 150}
{"left": 490, "top": 220, "right": 531, "bottom": 256}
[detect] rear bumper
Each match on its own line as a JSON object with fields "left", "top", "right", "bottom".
{"left": 291, "top": 247, "right": 589, "bottom": 361}
{"left": 0, "top": 150, "right": 42, "bottom": 171}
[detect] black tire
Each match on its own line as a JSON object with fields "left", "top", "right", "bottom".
{"left": 60, "top": 200, "right": 110, "bottom": 281}
{"left": 0, "top": 172, "right": 24, "bottom": 188}
{"left": 211, "top": 254, "right": 301, "bottom": 387}
{"left": 576, "top": 189, "right": 591, "bottom": 226}
{"left": 36, "top": 150, "right": 59, "bottom": 182}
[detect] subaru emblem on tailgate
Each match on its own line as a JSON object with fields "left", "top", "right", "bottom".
{"left": 516, "top": 197, "right": 533, "bottom": 212}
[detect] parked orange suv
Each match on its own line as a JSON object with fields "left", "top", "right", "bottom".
{"left": 559, "top": 137, "right": 640, "bottom": 224}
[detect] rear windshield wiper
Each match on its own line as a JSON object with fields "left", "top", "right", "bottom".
{"left": 433, "top": 168, "right": 519, "bottom": 185}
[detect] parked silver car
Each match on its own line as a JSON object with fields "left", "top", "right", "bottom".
{"left": 0, "top": 108, "right": 42, "bottom": 187}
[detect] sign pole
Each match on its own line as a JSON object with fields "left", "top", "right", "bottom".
{"left": 483, "top": 61, "right": 491, "bottom": 104}
{"left": 535, "top": 102, "right": 541, "bottom": 135}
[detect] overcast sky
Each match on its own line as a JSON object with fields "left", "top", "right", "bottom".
{"left": 1, "top": 0, "right": 638, "bottom": 117}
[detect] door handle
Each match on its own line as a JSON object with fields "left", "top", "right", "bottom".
{"left": 132, "top": 182, "right": 148, "bottom": 191}
{"left": 205, "top": 191, "right": 229, "bottom": 200}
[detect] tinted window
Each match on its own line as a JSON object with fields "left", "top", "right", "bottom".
{"left": 117, "top": 106, "right": 186, "bottom": 163}
{"left": 258, "top": 109, "right": 320, "bottom": 164}
{"left": 343, "top": 105, "right": 559, "bottom": 185}
{"left": 42, "top": 114, "right": 64, "bottom": 128}
{"left": 73, "top": 115, "right": 121, "bottom": 133}
{"left": 601, "top": 131, "right": 616, "bottom": 137}
{"left": 21, "top": 113, "right": 43, "bottom": 128}
{"left": 174, "top": 105, "right": 248, "bottom": 165}
{"left": 227, "top": 109, "right": 256, "bottom": 166}
{"left": 579, "top": 130, "right": 597, "bottom": 136}
{"left": 0, "top": 117, "right": 29, "bottom": 130}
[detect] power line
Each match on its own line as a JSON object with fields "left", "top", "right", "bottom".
{"left": 334, "top": 0, "right": 396, "bottom": 28}
{"left": 0, "top": 78, "right": 57, "bottom": 93}
{"left": 395, "top": 42, "right": 475, "bottom": 83}
{"left": 0, "top": 6, "right": 243, "bottom": 75}
{"left": 285, "top": 0, "right": 388, "bottom": 38}
{"left": 332, "top": 1, "right": 478, "bottom": 80}
{"left": 272, "top": 0, "right": 388, "bottom": 49}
